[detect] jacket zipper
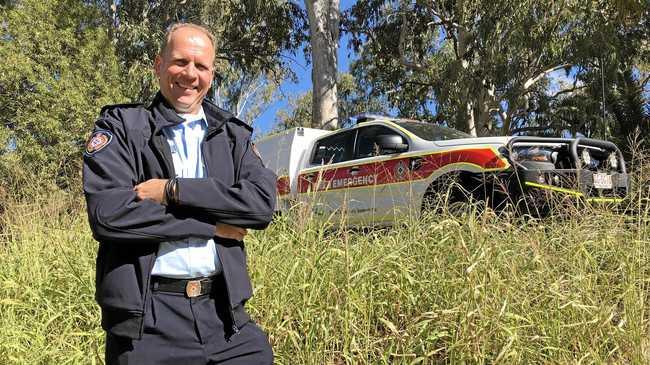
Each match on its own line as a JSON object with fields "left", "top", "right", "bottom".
{"left": 200, "top": 134, "right": 210, "bottom": 176}
{"left": 139, "top": 250, "right": 158, "bottom": 338}
{"left": 219, "top": 255, "right": 240, "bottom": 336}
{"left": 152, "top": 132, "right": 176, "bottom": 178}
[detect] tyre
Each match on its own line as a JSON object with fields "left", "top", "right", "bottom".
{"left": 421, "top": 172, "right": 485, "bottom": 217}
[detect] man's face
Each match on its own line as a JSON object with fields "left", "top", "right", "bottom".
{"left": 155, "top": 27, "right": 215, "bottom": 114}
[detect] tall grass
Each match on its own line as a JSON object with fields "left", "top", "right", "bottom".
{"left": 1, "top": 191, "right": 648, "bottom": 364}
{"left": 249, "top": 206, "right": 649, "bottom": 364}
{"left": 0, "top": 194, "right": 102, "bottom": 364}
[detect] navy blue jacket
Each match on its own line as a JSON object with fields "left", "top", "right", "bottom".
{"left": 83, "top": 93, "right": 276, "bottom": 339}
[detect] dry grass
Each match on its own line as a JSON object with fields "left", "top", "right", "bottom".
{"left": 0, "top": 185, "right": 648, "bottom": 364}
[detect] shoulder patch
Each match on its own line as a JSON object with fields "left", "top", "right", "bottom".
{"left": 85, "top": 130, "right": 113, "bottom": 155}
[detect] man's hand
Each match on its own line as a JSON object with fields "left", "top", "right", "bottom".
{"left": 215, "top": 223, "right": 248, "bottom": 241}
{"left": 134, "top": 179, "right": 167, "bottom": 203}
{"left": 134, "top": 180, "right": 247, "bottom": 239}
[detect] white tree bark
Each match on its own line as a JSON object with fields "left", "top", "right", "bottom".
{"left": 466, "top": 100, "right": 477, "bottom": 137}
{"left": 455, "top": 25, "right": 478, "bottom": 137}
{"left": 523, "top": 64, "right": 571, "bottom": 90}
{"left": 305, "top": 0, "right": 340, "bottom": 129}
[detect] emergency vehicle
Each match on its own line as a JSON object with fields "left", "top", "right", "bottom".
{"left": 255, "top": 115, "right": 629, "bottom": 224}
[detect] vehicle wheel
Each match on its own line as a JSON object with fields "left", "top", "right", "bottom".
{"left": 421, "top": 172, "right": 484, "bottom": 217}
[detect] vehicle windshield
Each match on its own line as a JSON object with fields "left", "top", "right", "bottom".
{"left": 394, "top": 121, "right": 472, "bottom": 141}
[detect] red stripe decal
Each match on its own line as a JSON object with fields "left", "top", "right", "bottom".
{"left": 277, "top": 176, "right": 291, "bottom": 196}
{"left": 297, "top": 148, "right": 506, "bottom": 193}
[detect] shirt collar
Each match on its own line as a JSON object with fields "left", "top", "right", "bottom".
{"left": 177, "top": 106, "right": 206, "bottom": 124}
{"left": 148, "top": 91, "right": 231, "bottom": 135}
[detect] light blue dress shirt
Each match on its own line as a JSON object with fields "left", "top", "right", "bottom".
{"left": 151, "top": 107, "right": 222, "bottom": 278}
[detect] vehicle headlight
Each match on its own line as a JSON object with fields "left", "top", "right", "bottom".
{"left": 608, "top": 153, "right": 618, "bottom": 170}
{"left": 581, "top": 148, "right": 592, "bottom": 166}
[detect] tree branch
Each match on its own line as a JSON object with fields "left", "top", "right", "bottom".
{"left": 523, "top": 63, "right": 571, "bottom": 90}
{"left": 236, "top": 78, "right": 267, "bottom": 119}
{"left": 638, "top": 73, "right": 650, "bottom": 91}
{"left": 424, "top": 1, "right": 462, "bottom": 60}
{"left": 549, "top": 84, "right": 587, "bottom": 99}
{"left": 399, "top": 11, "right": 428, "bottom": 71}
{"left": 402, "top": 80, "right": 436, "bottom": 88}
{"left": 425, "top": 4, "right": 464, "bottom": 30}
{"left": 511, "top": 125, "right": 555, "bottom": 134}
{"left": 425, "top": 21, "right": 445, "bottom": 27}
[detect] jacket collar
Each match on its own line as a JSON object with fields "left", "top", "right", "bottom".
{"left": 148, "top": 92, "right": 232, "bottom": 136}
{"left": 148, "top": 92, "right": 183, "bottom": 134}
{"left": 202, "top": 98, "right": 236, "bottom": 136}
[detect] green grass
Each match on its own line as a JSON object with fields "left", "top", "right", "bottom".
{"left": 1, "top": 194, "right": 648, "bottom": 364}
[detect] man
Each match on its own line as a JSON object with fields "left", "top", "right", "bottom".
{"left": 83, "top": 23, "right": 276, "bottom": 364}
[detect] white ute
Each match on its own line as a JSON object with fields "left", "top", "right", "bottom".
{"left": 255, "top": 115, "right": 629, "bottom": 224}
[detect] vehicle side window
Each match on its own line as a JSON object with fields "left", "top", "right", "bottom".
{"left": 311, "top": 130, "right": 356, "bottom": 165}
{"left": 354, "top": 125, "right": 407, "bottom": 159}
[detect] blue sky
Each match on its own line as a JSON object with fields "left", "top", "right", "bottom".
{"left": 251, "top": 1, "right": 356, "bottom": 135}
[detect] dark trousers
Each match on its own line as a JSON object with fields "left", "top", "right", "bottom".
{"left": 105, "top": 284, "right": 273, "bottom": 364}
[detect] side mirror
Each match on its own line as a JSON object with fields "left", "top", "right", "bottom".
{"left": 376, "top": 134, "right": 408, "bottom": 154}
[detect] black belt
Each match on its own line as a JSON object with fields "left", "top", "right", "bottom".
{"left": 151, "top": 275, "right": 218, "bottom": 298}
{"left": 151, "top": 274, "right": 252, "bottom": 334}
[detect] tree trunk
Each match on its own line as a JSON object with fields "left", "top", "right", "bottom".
{"left": 466, "top": 100, "right": 477, "bottom": 137}
{"left": 499, "top": 108, "right": 510, "bottom": 134}
{"left": 474, "top": 86, "right": 492, "bottom": 136}
{"left": 455, "top": 22, "right": 477, "bottom": 137}
{"left": 305, "top": 0, "right": 340, "bottom": 130}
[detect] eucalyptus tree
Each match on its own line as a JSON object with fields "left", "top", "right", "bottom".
{"left": 554, "top": 1, "right": 648, "bottom": 146}
{"left": 514, "top": 1, "right": 649, "bottom": 150}
{"left": 305, "top": 0, "right": 340, "bottom": 129}
{"left": 345, "top": 0, "right": 648, "bottom": 138}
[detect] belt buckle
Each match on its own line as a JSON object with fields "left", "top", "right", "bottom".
{"left": 185, "top": 280, "right": 202, "bottom": 298}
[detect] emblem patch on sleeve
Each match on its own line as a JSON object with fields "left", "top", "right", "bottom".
{"left": 85, "top": 130, "right": 112, "bottom": 155}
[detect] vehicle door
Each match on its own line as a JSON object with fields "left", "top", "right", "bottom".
{"left": 298, "top": 129, "right": 359, "bottom": 223}
{"left": 350, "top": 124, "right": 412, "bottom": 224}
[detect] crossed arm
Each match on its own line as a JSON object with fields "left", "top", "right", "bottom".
{"left": 134, "top": 179, "right": 248, "bottom": 241}
{"left": 83, "top": 114, "right": 276, "bottom": 244}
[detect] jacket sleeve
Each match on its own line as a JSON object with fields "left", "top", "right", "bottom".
{"left": 83, "top": 114, "right": 216, "bottom": 243}
{"left": 175, "top": 138, "right": 277, "bottom": 229}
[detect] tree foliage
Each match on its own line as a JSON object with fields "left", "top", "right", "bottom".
{"left": 1, "top": 0, "right": 648, "bottom": 197}
{"left": 344, "top": 0, "right": 649, "bottom": 144}
{"left": 0, "top": 0, "right": 127, "bottom": 193}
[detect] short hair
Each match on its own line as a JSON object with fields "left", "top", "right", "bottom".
{"left": 160, "top": 23, "right": 216, "bottom": 56}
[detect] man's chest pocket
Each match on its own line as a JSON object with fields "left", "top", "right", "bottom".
{"left": 201, "top": 138, "right": 236, "bottom": 185}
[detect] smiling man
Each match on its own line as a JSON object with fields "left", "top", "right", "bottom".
{"left": 83, "top": 23, "right": 276, "bottom": 364}
{"left": 156, "top": 25, "right": 213, "bottom": 114}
